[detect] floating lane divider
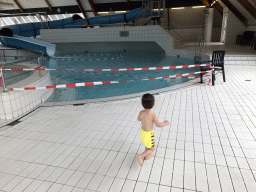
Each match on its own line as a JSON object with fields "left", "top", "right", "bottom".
{"left": 6, "top": 71, "right": 207, "bottom": 91}
{"left": 2, "top": 63, "right": 211, "bottom": 72}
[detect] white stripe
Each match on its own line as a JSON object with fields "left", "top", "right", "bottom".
{"left": 182, "top": 73, "right": 189, "bottom": 76}
{"left": 36, "top": 87, "right": 46, "bottom": 90}
{"left": 94, "top": 82, "right": 103, "bottom": 85}
{"left": 163, "top": 67, "right": 170, "bottom": 69}
{"left": 56, "top": 85, "right": 67, "bottom": 88}
{"left": 149, "top": 67, "right": 156, "bottom": 70}
{"left": 102, "top": 69, "right": 111, "bottom": 71}
{"left": 134, "top": 68, "right": 142, "bottom": 71}
{"left": 119, "top": 68, "right": 127, "bottom": 71}
{"left": 76, "top": 83, "right": 85, "bottom": 87}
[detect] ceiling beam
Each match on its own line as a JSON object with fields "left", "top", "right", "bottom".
{"left": 44, "top": 0, "right": 53, "bottom": 11}
{"left": 88, "top": 0, "right": 98, "bottom": 16}
{"left": 200, "top": 0, "right": 211, "bottom": 8}
{"left": 214, "top": 2, "right": 224, "bottom": 15}
{"left": 236, "top": 0, "right": 256, "bottom": 19}
{"left": 250, "top": 0, "right": 256, "bottom": 6}
{"left": 220, "top": 0, "right": 248, "bottom": 26}
{"left": 76, "top": 0, "right": 87, "bottom": 18}
{"left": 13, "top": 0, "right": 24, "bottom": 13}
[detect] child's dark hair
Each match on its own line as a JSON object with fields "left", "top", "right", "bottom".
{"left": 142, "top": 93, "right": 155, "bottom": 109}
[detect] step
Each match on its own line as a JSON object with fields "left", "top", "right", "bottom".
{"left": 208, "top": 55, "right": 256, "bottom": 65}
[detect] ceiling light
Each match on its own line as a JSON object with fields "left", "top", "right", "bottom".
{"left": 153, "top": 9, "right": 163, "bottom": 11}
{"left": 171, "top": 7, "right": 185, "bottom": 10}
{"left": 98, "top": 12, "right": 109, "bottom": 14}
{"left": 115, "top": 11, "right": 126, "bottom": 13}
{"left": 192, "top": 6, "right": 206, "bottom": 8}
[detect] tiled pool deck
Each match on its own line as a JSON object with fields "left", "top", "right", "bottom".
{"left": 0, "top": 47, "right": 256, "bottom": 191}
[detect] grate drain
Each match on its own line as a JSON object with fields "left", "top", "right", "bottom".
{"left": 7, "top": 120, "right": 21, "bottom": 126}
{"left": 73, "top": 103, "right": 85, "bottom": 106}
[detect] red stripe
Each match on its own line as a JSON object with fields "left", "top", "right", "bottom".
{"left": 111, "top": 69, "right": 119, "bottom": 71}
{"left": 8, "top": 88, "right": 13, "bottom": 90}
{"left": 176, "top": 74, "right": 182, "bottom": 77}
{"left": 194, "top": 64, "right": 201, "bottom": 67}
{"left": 127, "top": 68, "right": 135, "bottom": 71}
{"left": 206, "top": 64, "right": 211, "bottom": 66}
{"left": 119, "top": 81, "right": 126, "bottom": 83}
{"left": 0, "top": 76, "right": 1, "bottom": 88}
{"left": 85, "top": 82, "right": 94, "bottom": 86}
{"left": 66, "top": 83, "right": 76, "bottom": 87}
{"left": 169, "top": 66, "right": 177, "bottom": 69}
{"left": 149, "top": 78, "right": 155, "bottom": 80}
{"left": 182, "top": 65, "right": 189, "bottom": 68}
{"left": 156, "top": 67, "right": 163, "bottom": 70}
{"left": 142, "top": 67, "right": 149, "bottom": 70}
{"left": 34, "top": 69, "right": 45, "bottom": 71}
{"left": 189, "top": 72, "right": 195, "bottom": 75}
{"left": 76, "top": 69, "right": 85, "bottom": 71}
{"left": 195, "top": 76, "right": 200, "bottom": 78}
{"left": 182, "top": 77, "right": 188, "bottom": 78}
{"left": 24, "top": 87, "right": 36, "bottom": 90}
{"left": 56, "top": 69, "right": 64, "bottom": 71}
{"left": 163, "top": 76, "right": 169, "bottom": 78}
{"left": 202, "top": 71, "right": 207, "bottom": 73}
{"left": 46, "top": 85, "right": 56, "bottom": 89}
{"left": 102, "top": 81, "right": 111, "bottom": 84}
{"left": 94, "top": 69, "right": 103, "bottom": 71}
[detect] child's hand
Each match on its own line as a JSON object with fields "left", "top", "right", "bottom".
{"left": 164, "top": 120, "right": 169, "bottom": 125}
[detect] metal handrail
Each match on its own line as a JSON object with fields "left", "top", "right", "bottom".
{"left": 0, "top": 48, "right": 45, "bottom": 90}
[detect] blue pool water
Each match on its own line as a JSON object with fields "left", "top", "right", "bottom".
{"left": 40, "top": 52, "right": 199, "bottom": 102}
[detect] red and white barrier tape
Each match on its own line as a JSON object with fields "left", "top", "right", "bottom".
{"left": 2, "top": 63, "right": 211, "bottom": 72}
{"left": 6, "top": 71, "right": 207, "bottom": 91}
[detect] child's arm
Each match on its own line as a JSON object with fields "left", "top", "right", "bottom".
{"left": 137, "top": 111, "right": 142, "bottom": 121}
{"left": 153, "top": 113, "right": 169, "bottom": 127}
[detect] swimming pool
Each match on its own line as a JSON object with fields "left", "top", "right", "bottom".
{"left": 39, "top": 52, "right": 200, "bottom": 102}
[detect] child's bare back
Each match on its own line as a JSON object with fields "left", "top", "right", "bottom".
{"left": 138, "top": 109, "right": 169, "bottom": 132}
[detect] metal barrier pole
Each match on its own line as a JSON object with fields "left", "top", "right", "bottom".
{"left": 0, "top": 68, "right": 6, "bottom": 91}
{"left": 3, "top": 50, "right": 6, "bottom": 62}
{"left": 38, "top": 57, "right": 42, "bottom": 76}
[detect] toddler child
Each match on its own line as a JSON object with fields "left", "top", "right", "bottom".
{"left": 137, "top": 93, "right": 169, "bottom": 166}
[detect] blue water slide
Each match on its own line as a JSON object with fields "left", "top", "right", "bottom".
{"left": 0, "top": 8, "right": 143, "bottom": 56}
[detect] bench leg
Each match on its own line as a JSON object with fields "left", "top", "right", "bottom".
{"left": 222, "top": 67, "right": 226, "bottom": 82}
{"left": 212, "top": 69, "right": 215, "bottom": 86}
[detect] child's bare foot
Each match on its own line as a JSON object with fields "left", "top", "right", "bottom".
{"left": 145, "top": 154, "right": 154, "bottom": 160}
{"left": 137, "top": 155, "right": 143, "bottom": 166}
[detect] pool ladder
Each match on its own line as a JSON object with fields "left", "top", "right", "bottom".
{"left": 194, "top": 36, "right": 205, "bottom": 62}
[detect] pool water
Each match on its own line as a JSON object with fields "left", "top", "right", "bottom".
{"left": 40, "top": 52, "right": 199, "bottom": 102}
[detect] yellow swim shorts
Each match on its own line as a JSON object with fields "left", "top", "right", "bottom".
{"left": 140, "top": 129, "right": 155, "bottom": 148}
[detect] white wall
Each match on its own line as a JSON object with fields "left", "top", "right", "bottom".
{"left": 164, "top": 7, "right": 222, "bottom": 42}
{"left": 0, "top": 68, "right": 53, "bottom": 120}
{"left": 40, "top": 25, "right": 209, "bottom": 61}
{"left": 225, "top": 10, "right": 246, "bottom": 44}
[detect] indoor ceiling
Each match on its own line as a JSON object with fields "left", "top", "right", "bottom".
{"left": 0, "top": 0, "right": 204, "bottom": 15}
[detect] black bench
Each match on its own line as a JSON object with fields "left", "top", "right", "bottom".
{"left": 236, "top": 31, "right": 255, "bottom": 47}
{"left": 200, "top": 50, "right": 226, "bottom": 86}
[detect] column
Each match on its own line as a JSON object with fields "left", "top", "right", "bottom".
{"left": 204, "top": 8, "right": 214, "bottom": 43}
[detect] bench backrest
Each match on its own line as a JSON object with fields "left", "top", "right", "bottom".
{"left": 212, "top": 51, "right": 225, "bottom": 67}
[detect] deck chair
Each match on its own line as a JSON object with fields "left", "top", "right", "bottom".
{"left": 200, "top": 50, "right": 226, "bottom": 86}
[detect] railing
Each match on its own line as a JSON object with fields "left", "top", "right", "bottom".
{"left": 194, "top": 36, "right": 205, "bottom": 62}
{"left": 0, "top": 48, "right": 44, "bottom": 91}
{"left": 136, "top": 0, "right": 163, "bottom": 19}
